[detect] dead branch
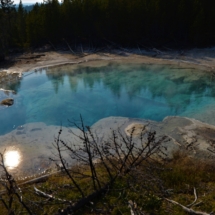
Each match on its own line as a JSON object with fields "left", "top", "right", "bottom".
{"left": 137, "top": 44, "right": 142, "bottom": 55}
{"left": 54, "top": 129, "right": 85, "bottom": 198}
{"left": 128, "top": 200, "right": 138, "bottom": 215}
{"left": 152, "top": 48, "right": 165, "bottom": 55}
{"left": 103, "top": 38, "right": 131, "bottom": 53}
{"left": 54, "top": 179, "right": 115, "bottom": 215}
{"left": 0, "top": 170, "right": 63, "bottom": 196}
{"left": 52, "top": 116, "right": 166, "bottom": 214}
{"left": 81, "top": 43, "right": 83, "bottom": 54}
{"left": 63, "top": 39, "right": 76, "bottom": 55}
{"left": 187, "top": 187, "right": 197, "bottom": 208}
{"left": 0, "top": 152, "right": 33, "bottom": 215}
{"left": 165, "top": 198, "right": 210, "bottom": 215}
{"left": 48, "top": 40, "right": 57, "bottom": 51}
{"left": 34, "top": 186, "right": 70, "bottom": 203}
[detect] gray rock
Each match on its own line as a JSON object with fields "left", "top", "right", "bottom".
{"left": 0, "top": 98, "right": 14, "bottom": 106}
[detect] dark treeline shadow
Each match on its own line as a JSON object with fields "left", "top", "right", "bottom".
{"left": 1, "top": 0, "right": 215, "bottom": 55}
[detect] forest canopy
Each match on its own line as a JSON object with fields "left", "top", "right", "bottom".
{"left": 0, "top": 0, "right": 215, "bottom": 54}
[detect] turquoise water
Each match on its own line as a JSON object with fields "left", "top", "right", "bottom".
{"left": 0, "top": 62, "right": 215, "bottom": 135}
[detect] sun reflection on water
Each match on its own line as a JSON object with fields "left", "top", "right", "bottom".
{"left": 4, "top": 150, "right": 21, "bottom": 169}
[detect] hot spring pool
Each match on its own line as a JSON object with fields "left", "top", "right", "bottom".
{"left": 1, "top": 62, "right": 215, "bottom": 135}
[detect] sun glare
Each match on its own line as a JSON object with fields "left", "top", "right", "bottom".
{"left": 4, "top": 151, "right": 21, "bottom": 169}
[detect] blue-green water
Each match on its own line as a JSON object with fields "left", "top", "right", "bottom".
{"left": 0, "top": 62, "right": 215, "bottom": 135}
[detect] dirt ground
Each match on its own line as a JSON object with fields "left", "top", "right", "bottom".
{"left": 1, "top": 47, "right": 215, "bottom": 80}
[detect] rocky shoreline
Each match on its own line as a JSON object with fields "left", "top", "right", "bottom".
{"left": 1, "top": 47, "right": 215, "bottom": 86}
{"left": 0, "top": 115, "right": 215, "bottom": 177}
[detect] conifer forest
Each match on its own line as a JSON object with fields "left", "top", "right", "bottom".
{"left": 0, "top": 0, "right": 215, "bottom": 55}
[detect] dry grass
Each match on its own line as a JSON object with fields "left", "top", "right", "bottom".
{"left": 1, "top": 151, "right": 215, "bottom": 214}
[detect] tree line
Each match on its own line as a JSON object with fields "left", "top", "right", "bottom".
{"left": 1, "top": 0, "right": 215, "bottom": 56}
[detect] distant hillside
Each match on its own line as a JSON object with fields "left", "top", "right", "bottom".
{"left": 15, "top": 3, "right": 34, "bottom": 12}
{"left": 23, "top": 4, "right": 34, "bottom": 12}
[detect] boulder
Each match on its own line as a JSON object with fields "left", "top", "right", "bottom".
{"left": 0, "top": 98, "right": 14, "bottom": 106}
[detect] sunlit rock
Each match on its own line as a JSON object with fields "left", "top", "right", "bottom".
{"left": 125, "top": 123, "right": 148, "bottom": 136}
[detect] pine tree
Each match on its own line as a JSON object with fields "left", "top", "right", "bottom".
{"left": 0, "top": 0, "right": 15, "bottom": 13}
{"left": 16, "top": 0, "right": 26, "bottom": 47}
{"left": 0, "top": 0, "right": 16, "bottom": 55}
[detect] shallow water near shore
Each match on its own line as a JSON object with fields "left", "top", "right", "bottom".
{"left": 1, "top": 62, "right": 215, "bottom": 135}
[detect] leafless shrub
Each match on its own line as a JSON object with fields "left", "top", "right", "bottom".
{"left": 0, "top": 152, "right": 33, "bottom": 215}
{"left": 51, "top": 116, "right": 169, "bottom": 214}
